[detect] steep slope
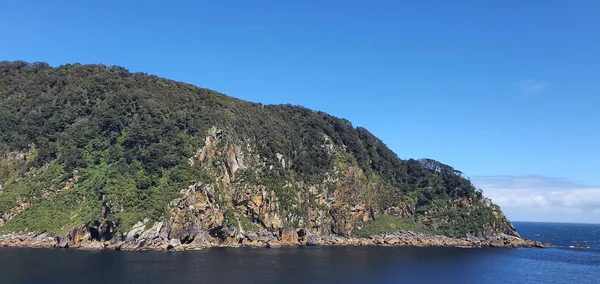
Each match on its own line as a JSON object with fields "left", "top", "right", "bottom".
{"left": 0, "top": 61, "right": 525, "bottom": 249}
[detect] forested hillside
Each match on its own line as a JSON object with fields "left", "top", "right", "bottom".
{"left": 0, "top": 61, "right": 519, "bottom": 249}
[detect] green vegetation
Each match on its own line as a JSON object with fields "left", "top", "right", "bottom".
{"left": 0, "top": 161, "right": 65, "bottom": 215}
{"left": 0, "top": 61, "right": 513, "bottom": 237}
{"left": 222, "top": 202, "right": 261, "bottom": 232}
{"left": 355, "top": 215, "right": 429, "bottom": 238}
{"left": 436, "top": 205, "right": 497, "bottom": 237}
{"left": 237, "top": 215, "right": 262, "bottom": 232}
{"left": 1, "top": 186, "right": 101, "bottom": 235}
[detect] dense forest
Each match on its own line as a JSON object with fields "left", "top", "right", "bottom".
{"left": 0, "top": 61, "right": 516, "bottom": 240}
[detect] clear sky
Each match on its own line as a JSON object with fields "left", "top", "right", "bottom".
{"left": 1, "top": 0, "right": 598, "bottom": 223}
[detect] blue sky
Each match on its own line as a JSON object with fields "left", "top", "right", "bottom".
{"left": 1, "top": 0, "right": 598, "bottom": 223}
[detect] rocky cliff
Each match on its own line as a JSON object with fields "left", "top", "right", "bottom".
{"left": 0, "top": 61, "right": 537, "bottom": 250}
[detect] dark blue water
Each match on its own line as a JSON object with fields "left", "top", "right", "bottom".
{"left": 514, "top": 221, "right": 600, "bottom": 250}
{"left": 0, "top": 222, "right": 598, "bottom": 284}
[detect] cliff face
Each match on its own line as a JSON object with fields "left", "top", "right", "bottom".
{"left": 0, "top": 61, "right": 523, "bottom": 249}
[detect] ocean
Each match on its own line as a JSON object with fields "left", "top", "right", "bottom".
{"left": 0, "top": 222, "right": 598, "bottom": 284}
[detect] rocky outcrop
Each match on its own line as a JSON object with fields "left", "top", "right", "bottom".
{"left": 0, "top": 229, "right": 547, "bottom": 250}
{"left": 281, "top": 228, "right": 299, "bottom": 245}
{"left": 0, "top": 128, "right": 536, "bottom": 251}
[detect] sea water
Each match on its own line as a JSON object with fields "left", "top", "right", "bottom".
{"left": 0, "top": 222, "right": 598, "bottom": 284}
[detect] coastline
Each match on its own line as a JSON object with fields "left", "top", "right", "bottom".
{"left": 0, "top": 231, "right": 547, "bottom": 251}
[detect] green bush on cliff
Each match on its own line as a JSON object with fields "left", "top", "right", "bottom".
{"left": 436, "top": 205, "right": 497, "bottom": 237}
{"left": 354, "top": 215, "right": 430, "bottom": 238}
{"left": 0, "top": 161, "right": 65, "bottom": 215}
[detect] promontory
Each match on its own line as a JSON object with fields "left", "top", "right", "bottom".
{"left": 0, "top": 61, "right": 544, "bottom": 250}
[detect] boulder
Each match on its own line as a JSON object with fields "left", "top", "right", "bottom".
{"left": 384, "top": 237, "right": 401, "bottom": 245}
{"left": 245, "top": 232, "right": 259, "bottom": 242}
{"left": 56, "top": 236, "right": 69, "bottom": 248}
{"left": 265, "top": 241, "right": 281, "bottom": 248}
{"left": 125, "top": 219, "right": 149, "bottom": 241}
{"left": 32, "top": 233, "right": 47, "bottom": 244}
{"left": 171, "top": 218, "right": 203, "bottom": 243}
{"left": 80, "top": 241, "right": 103, "bottom": 250}
{"left": 67, "top": 227, "right": 88, "bottom": 246}
{"left": 139, "top": 221, "right": 163, "bottom": 241}
{"left": 134, "top": 239, "right": 147, "bottom": 249}
{"left": 306, "top": 234, "right": 321, "bottom": 246}
{"left": 167, "top": 238, "right": 181, "bottom": 250}
{"left": 159, "top": 221, "right": 171, "bottom": 241}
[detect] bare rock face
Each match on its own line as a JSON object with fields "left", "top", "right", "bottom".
{"left": 0, "top": 128, "right": 534, "bottom": 251}
{"left": 384, "top": 203, "right": 414, "bottom": 218}
{"left": 265, "top": 240, "right": 281, "bottom": 248}
{"left": 168, "top": 183, "right": 224, "bottom": 244}
{"left": 125, "top": 219, "right": 149, "bottom": 242}
{"left": 330, "top": 202, "right": 372, "bottom": 237}
{"left": 56, "top": 236, "right": 69, "bottom": 248}
{"left": 191, "top": 127, "right": 223, "bottom": 167}
{"left": 139, "top": 221, "right": 164, "bottom": 241}
{"left": 306, "top": 234, "right": 321, "bottom": 246}
{"left": 67, "top": 227, "right": 89, "bottom": 247}
{"left": 225, "top": 145, "right": 245, "bottom": 181}
{"left": 281, "top": 228, "right": 299, "bottom": 244}
{"left": 167, "top": 238, "right": 181, "bottom": 250}
{"left": 242, "top": 189, "right": 283, "bottom": 231}
{"left": 262, "top": 212, "right": 283, "bottom": 230}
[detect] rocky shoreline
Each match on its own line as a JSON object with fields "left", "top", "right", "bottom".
{"left": 0, "top": 231, "right": 547, "bottom": 251}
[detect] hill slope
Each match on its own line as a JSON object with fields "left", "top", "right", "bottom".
{"left": 0, "top": 61, "right": 522, "bottom": 249}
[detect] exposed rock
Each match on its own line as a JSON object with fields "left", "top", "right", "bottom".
{"left": 384, "top": 204, "right": 414, "bottom": 218}
{"left": 306, "top": 234, "right": 321, "bottom": 246}
{"left": 139, "top": 221, "right": 164, "bottom": 241}
{"left": 167, "top": 238, "right": 181, "bottom": 250}
{"left": 0, "top": 228, "right": 546, "bottom": 250}
{"left": 245, "top": 232, "right": 258, "bottom": 241}
{"left": 67, "top": 227, "right": 89, "bottom": 246}
{"left": 281, "top": 228, "right": 299, "bottom": 244}
{"left": 0, "top": 130, "right": 541, "bottom": 252}
{"left": 135, "top": 239, "right": 147, "bottom": 249}
{"left": 56, "top": 236, "right": 69, "bottom": 248}
{"left": 265, "top": 241, "right": 281, "bottom": 248}
{"left": 32, "top": 233, "right": 48, "bottom": 244}
{"left": 159, "top": 222, "right": 170, "bottom": 241}
{"left": 225, "top": 145, "right": 245, "bottom": 181}
{"left": 125, "top": 219, "right": 149, "bottom": 241}
{"left": 80, "top": 241, "right": 104, "bottom": 250}
{"left": 262, "top": 212, "right": 283, "bottom": 230}
{"left": 275, "top": 153, "right": 286, "bottom": 168}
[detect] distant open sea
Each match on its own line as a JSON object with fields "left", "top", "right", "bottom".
{"left": 0, "top": 221, "right": 598, "bottom": 284}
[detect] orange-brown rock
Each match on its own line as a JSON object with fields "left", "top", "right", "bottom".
{"left": 281, "top": 228, "right": 299, "bottom": 244}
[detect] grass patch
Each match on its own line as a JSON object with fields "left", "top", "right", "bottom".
{"left": 0, "top": 186, "right": 101, "bottom": 235}
{"left": 238, "top": 214, "right": 262, "bottom": 232}
{"left": 354, "top": 215, "right": 430, "bottom": 238}
{"left": 0, "top": 161, "right": 66, "bottom": 215}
